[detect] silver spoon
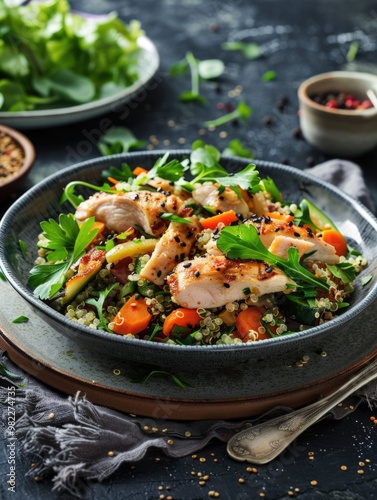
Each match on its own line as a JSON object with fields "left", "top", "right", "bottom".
{"left": 227, "top": 355, "right": 377, "bottom": 464}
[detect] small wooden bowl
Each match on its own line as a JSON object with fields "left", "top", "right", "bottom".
{"left": 0, "top": 125, "right": 35, "bottom": 200}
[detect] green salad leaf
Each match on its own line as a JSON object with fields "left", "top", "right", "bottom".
{"left": 28, "top": 215, "right": 99, "bottom": 299}
{"left": 0, "top": 0, "right": 143, "bottom": 111}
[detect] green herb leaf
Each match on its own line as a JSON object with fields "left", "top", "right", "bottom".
{"left": 361, "top": 275, "right": 373, "bottom": 286}
{"left": 346, "top": 41, "right": 359, "bottom": 63}
{"left": 326, "top": 262, "right": 357, "bottom": 284}
{"left": 127, "top": 365, "right": 192, "bottom": 388}
{"left": 0, "top": 271, "right": 6, "bottom": 282}
{"left": 0, "top": 362, "right": 23, "bottom": 380}
{"left": 159, "top": 213, "right": 191, "bottom": 224}
{"left": 0, "top": 1, "right": 143, "bottom": 111}
{"left": 18, "top": 239, "right": 27, "bottom": 258}
{"left": 260, "top": 177, "right": 282, "bottom": 202}
{"left": 204, "top": 101, "right": 252, "bottom": 128}
{"left": 12, "top": 315, "right": 29, "bottom": 324}
{"left": 98, "top": 127, "right": 146, "bottom": 156}
{"left": 198, "top": 59, "right": 225, "bottom": 79}
{"left": 217, "top": 224, "right": 329, "bottom": 291}
{"left": 222, "top": 139, "right": 255, "bottom": 159}
{"left": 262, "top": 70, "right": 277, "bottom": 82}
{"left": 179, "top": 52, "right": 206, "bottom": 105}
{"left": 86, "top": 284, "right": 116, "bottom": 332}
{"left": 168, "top": 58, "right": 189, "bottom": 76}
{"left": 222, "top": 41, "right": 261, "bottom": 59}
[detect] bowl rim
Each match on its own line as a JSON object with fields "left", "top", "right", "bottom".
{"left": 1, "top": 150, "right": 377, "bottom": 356}
{"left": 0, "top": 124, "right": 35, "bottom": 189}
{"left": 298, "top": 70, "right": 377, "bottom": 117}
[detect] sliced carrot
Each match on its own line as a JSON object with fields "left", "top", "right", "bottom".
{"left": 264, "top": 211, "right": 294, "bottom": 222}
{"left": 319, "top": 229, "right": 348, "bottom": 257}
{"left": 112, "top": 294, "right": 152, "bottom": 335}
{"left": 162, "top": 308, "right": 202, "bottom": 337}
{"left": 235, "top": 306, "right": 271, "bottom": 341}
{"left": 200, "top": 210, "right": 239, "bottom": 230}
{"left": 107, "top": 176, "right": 120, "bottom": 185}
{"left": 133, "top": 166, "right": 148, "bottom": 176}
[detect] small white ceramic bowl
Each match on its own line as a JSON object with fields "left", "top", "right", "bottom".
{"left": 298, "top": 71, "right": 377, "bottom": 157}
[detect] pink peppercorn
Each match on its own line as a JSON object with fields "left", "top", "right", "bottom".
{"left": 326, "top": 99, "right": 338, "bottom": 108}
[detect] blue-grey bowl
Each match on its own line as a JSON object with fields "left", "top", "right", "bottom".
{"left": 1, "top": 151, "right": 377, "bottom": 403}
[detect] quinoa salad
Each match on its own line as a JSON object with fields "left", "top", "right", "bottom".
{"left": 29, "top": 142, "right": 368, "bottom": 346}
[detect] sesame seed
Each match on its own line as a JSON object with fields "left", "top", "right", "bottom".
{"left": 48, "top": 412, "right": 55, "bottom": 419}
{"left": 238, "top": 478, "right": 245, "bottom": 484}
{"left": 357, "top": 470, "right": 364, "bottom": 475}
{"left": 310, "top": 480, "right": 318, "bottom": 486}
{"left": 341, "top": 465, "right": 347, "bottom": 471}
{"left": 113, "top": 369, "right": 121, "bottom": 376}
{"left": 108, "top": 451, "right": 115, "bottom": 457}
{"left": 167, "top": 439, "right": 174, "bottom": 445}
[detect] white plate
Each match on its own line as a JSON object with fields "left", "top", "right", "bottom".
{"left": 0, "top": 36, "right": 159, "bottom": 130}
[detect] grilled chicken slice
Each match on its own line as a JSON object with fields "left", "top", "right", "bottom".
{"left": 140, "top": 217, "right": 201, "bottom": 285}
{"left": 267, "top": 236, "right": 315, "bottom": 260}
{"left": 167, "top": 255, "right": 293, "bottom": 309}
{"left": 250, "top": 217, "right": 340, "bottom": 264}
{"left": 192, "top": 182, "right": 251, "bottom": 218}
{"left": 75, "top": 191, "right": 186, "bottom": 236}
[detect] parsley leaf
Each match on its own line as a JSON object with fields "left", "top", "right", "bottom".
{"left": 28, "top": 215, "right": 99, "bottom": 300}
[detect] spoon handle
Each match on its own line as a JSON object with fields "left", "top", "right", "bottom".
{"left": 227, "top": 356, "right": 377, "bottom": 464}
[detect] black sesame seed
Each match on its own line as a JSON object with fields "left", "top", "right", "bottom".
{"left": 160, "top": 202, "right": 165, "bottom": 207}
{"left": 133, "top": 193, "right": 139, "bottom": 201}
{"left": 265, "top": 267, "right": 273, "bottom": 273}
{"left": 194, "top": 271, "right": 200, "bottom": 277}
{"left": 293, "top": 232, "right": 301, "bottom": 237}
{"left": 174, "top": 236, "right": 180, "bottom": 243}
{"left": 157, "top": 270, "right": 162, "bottom": 277}
{"left": 183, "top": 262, "right": 192, "bottom": 268}
{"left": 224, "top": 283, "right": 230, "bottom": 288}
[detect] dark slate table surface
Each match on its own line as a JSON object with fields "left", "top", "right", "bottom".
{"left": 1, "top": 0, "right": 377, "bottom": 498}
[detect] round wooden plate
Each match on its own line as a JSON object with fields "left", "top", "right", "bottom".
{"left": 0, "top": 279, "right": 375, "bottom": 420}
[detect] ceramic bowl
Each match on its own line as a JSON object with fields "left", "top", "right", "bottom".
{"left": 298, "top": 71, "right": 377, "bottom": 157}
{"left": 0, "top": 152, "right": 377, "bottom": 402}
{"left": 0, "top": 125, "right": 35, "bottom": 200}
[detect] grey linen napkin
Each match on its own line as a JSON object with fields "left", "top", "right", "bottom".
{"left": 0, "top": 159, "right": 376, "bottom": 498}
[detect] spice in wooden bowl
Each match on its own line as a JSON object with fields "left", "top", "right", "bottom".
{"left": 0, "top": 125, "right": 35, "bottom": 199}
